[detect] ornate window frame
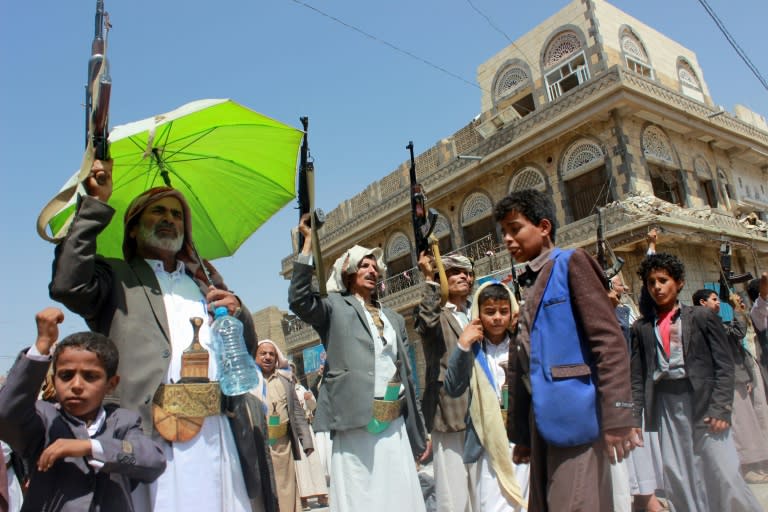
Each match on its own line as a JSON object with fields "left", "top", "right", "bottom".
{"left": 619, "top": 26, "right": 653, "bottom": 78}
{"left": 385, "top": 232, "right": 411, "bottom": 261}
{"left": 542, "top": 29, "right": 591, "bottom": 101}
{"left": 641, "top": 125, "right": 677, "bottom": 167}
{"left": 509, "top": 166, "right": 547, "bottom": 193}
{"left": 461, "top": 192, "right": 493, "bottom": 226}
{"left": 560, "top": 139, "right": 605, "bottom": 180}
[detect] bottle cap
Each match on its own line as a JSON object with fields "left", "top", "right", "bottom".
{"left": 214, "top": 306, "right": 228, "bottom": 318}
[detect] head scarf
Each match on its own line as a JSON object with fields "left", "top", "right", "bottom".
{"left": 325, "top": 245, "right": 387, "bottom": 293}
{"left": 470, "top": 279, "right": 519, "bottom": 329}
{"left": 441, "top": 254, "right": 473, "bottom": 273}
{"left": 122, "top": 187, "right": 225, "bottom": 288}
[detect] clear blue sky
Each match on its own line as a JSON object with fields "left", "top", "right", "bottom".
{"left": 1, "top": 0, "right": 767, "bottom": 373}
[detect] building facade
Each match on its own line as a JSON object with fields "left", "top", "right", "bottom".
{"left": 277, "top": 0, "right": 768, "bottom": 383}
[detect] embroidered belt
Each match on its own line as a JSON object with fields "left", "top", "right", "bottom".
{"left": 371, "top": 397, "right": 404, "bottom": 422}
{"left": 268, "top": 421, "right": 289, "bottom": 441}
{"left": 152, "top": 382, "right": 221, "bottom": 443}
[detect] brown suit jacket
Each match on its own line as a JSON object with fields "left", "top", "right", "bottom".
{"left": 414, "top": 283, "right": 470, "bottom": 432}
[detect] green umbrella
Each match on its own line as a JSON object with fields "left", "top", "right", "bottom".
{"left": 44, "top": 99, "right": 303, "bottom": 260}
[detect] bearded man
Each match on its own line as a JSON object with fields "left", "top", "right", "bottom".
{"left": 49, "top": 159, "right": 274, "bottom": 512}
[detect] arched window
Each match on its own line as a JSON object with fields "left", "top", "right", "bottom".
{"left": 495, "top": 66, "right": 529, "bottom": 100}
{"left": 677, "top": 57, "right": 704, "bottom": 102}
{"left": 432, "top": 214, "right": 453, "bottom": 255}
{"left": 620, "top": 27, "right": 652, "bottom": 78}
{"left": 509, "top": 167, "right": 546, "bottom": 193}
{"left": 461, "top": 192, "right": 496, "bottom": 245}
{"left": 642, "top": 125, "right": 684, "bottom": 206}
{"left": 543, "top": 30, "right": 590, "bottom": 101}
{"left": 560, "top": 140, "right": 611, "bottom": 221}
{"left": 694, "top": 157, "right": 717, "bottom": 207}
{"left": 385, "top": 232, "right": 412, "bottom": 277}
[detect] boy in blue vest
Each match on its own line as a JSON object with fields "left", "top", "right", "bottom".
{"left": 495, "top": 189, "right": 637, "bottom": 512}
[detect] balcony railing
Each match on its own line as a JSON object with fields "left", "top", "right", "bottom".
{"left": 378, "top": 234, "right": 503, "bottom": 299}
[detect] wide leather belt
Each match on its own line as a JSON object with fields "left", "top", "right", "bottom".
{"left": 371, "top": 396, "right": 405, "bottom": 423}
{"left": 152, "top": 382, "right": 221, "bottom": 443}
{"left": 268, "top": 421, "right": 289, "bottom": 441}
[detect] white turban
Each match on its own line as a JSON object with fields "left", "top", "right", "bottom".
{"left": 325, "top": 245, "right": 387, "bottom": 293}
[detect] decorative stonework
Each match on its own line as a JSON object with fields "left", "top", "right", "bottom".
{"left": 544, "top": 31, "right": 582, "bottom": 68}
{"left": 641, "top": 125, "right": 675, "bottom": 165}
{"left": 461, "top": 192, "right": 493, "bottom": 225}
{"left": 380, "top": 171, "right": 403, "bottom": 200}
{"left": 494, "top": 66, "right": 529, "bottom": 100}
{"left": 677, "top": 58, "right": 701, "bottom": 90}
{"left": 620, "top": 29, "right": 648, "bottom": 62}
{"left": 562, "top": 141, "right": 605, "bottom": 178}
{"left": 509, "top": 167, "right": 546, "bottom": 192}
{"left": 694, "top": 157, "right": 712, "bottom": 179}
{"left": 433, "top": 215, "right": 451, "bottom": 237}
{"left": 386, "top": 232, "right": 411, "bottom": 259}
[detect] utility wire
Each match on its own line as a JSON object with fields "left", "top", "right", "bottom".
{"left": 289, "top": 0, "right": 484, "bottom": 91}
{"left": 696, "top": 0, "right": 768, "bottom": 92}
{"left": 465, "top": 0, "right": 513, "bottom": 43}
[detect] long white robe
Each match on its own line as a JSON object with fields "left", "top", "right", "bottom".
{"left": 329, "top": 304, "right": 425, "bottom": 512}
{"left": 134, "top": 260, "right": 251, "bottom": 512}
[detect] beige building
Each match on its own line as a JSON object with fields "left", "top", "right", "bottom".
{"left": 276, "top": 0, "right": 768, "bottom": 382}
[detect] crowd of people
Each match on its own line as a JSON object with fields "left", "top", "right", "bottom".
{"left": 0, "top": 161, "right": 767, "bottom": 512}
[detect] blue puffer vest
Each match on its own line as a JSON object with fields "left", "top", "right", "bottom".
{"left": 529, "top": 248, "right": 600, "bottom": 446}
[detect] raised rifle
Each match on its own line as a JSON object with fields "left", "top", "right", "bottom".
{"left": 297, "top": 117, "right": 327, "bottom": 296}
{"left": 407, "top": 141, "right": 449, "bottom": 305}
{"left": 718, "top": 242, "right": 753, "bottom": 300}
{"left": 596, "top": 207, "right": 624, "bottom": 287}
{"left": 85, "top": 0, "right": 111, "bottom": 164}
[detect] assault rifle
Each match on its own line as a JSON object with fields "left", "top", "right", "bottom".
{"left": 85, "top": 0, "right": 111, "bottom": 163}
{"left": 718, "top": 242, "right": 753, "bottom": 300}
{"left": 596, "top": 207, "right": 624, "bottom": 287}
{"left": 407, "top": 141, "right": 448, "bottom": 304}
{"left": 297, "top": 117, "right": 327, "bottom": 296}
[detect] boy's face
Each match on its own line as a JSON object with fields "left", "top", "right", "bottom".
{"left": 498, "top": 210, "right": 552, "bottom": 263}
{"left": 645, "top": 268, "right": 684, "bottom": 312}
{"left": 699, "top": 292, "right": 720, "bottom": 313}
{"left": 479, "top": 298, "right": 511, "bottom": 343}
{"left": 54, "top": 347, "right": 118, "bottom": 423}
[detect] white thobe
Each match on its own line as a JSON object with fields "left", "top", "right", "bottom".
{"left": 134, "top": 260, "right": 250, "bottom": 512}
{"left": 329, "top": 300, "right": 425, "bottom": 512}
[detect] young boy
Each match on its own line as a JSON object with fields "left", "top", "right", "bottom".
{"left": 0, "top": 307, "right": 166, "bottom": 511}
{"left": 495, "top": 189, "right": 636, "bottom": 512}
{"left": 443, "top": 281, "right": 527, "bottom": 511}
{"left": 632, "top": 255, "right": 761, "bottom": 511}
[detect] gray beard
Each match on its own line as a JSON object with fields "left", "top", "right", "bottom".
{"left": 138, "top": 225, "right": 184, "bottom": 253}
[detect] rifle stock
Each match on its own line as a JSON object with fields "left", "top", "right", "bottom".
{"left": 596, "top": 207, "right": 624, "bottom": 286}
{"left": 85, "top": 0, "right": 111, "bottom": 163}
{"left": 297, "top": 117, "right": 326, "bottom": 296}
{"left": 407, "top": 141, "right": 448, "bottom": 304}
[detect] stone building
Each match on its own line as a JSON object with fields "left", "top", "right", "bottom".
{"left": 278, "top": 0, "right": 768, "bottom": 383}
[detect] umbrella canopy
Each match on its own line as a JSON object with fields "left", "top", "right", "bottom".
{"left": 47, "top": 99, "right": 303, "bottom": 260}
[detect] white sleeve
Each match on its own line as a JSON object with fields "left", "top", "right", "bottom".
{"left": 751, "top": 296, "right": 768, "bottom": 332}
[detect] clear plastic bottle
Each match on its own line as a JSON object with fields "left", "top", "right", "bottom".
{"left": 211, "top": 306, "right": 260, "bottom": 396}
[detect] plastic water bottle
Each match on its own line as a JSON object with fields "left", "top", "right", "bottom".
{"left": 211, "top": 306, "right": 260, "bottom": 396}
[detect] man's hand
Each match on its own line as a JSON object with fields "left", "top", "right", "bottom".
{"left": 84, "top": 159, "right": 113, "bottom": 203}
{"left": 418, "top": 438, "right": 432, "bottom": 463}
{"left": 704, "top": 416, "right": 730, "bottom": 434}
{"left": 35, "top": 308, "right": 65, "bottom": 356}
{"left": 37, "top": 438, "right": 92, "bottom": 472}
{"left": 603, "top": 426, "right": 637, "bottom": 463}
{"left": 512, "top": 444, "right": 530, "bottom": 464}
{"left": 646, "top": 228, "right": 658, "bottom": 253}
{"left": 298, "top": 213, "right": 312, "bottom": 255}
{"left": 206, "top": 286, "right": 242, "bottom": 317}
{"left": 417, "top": 250, "right": 436, "bottom": 282}
{"left": 458, "top": 319, "right": 484, "bottom": 350}
{"left": 303, "top": 391, "right": 313, "bottom": 401}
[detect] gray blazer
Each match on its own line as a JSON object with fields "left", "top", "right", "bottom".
{"left": 49, "top": 196, "right": 258, "bottom": 433}
{"left": 273, "top": 373, "right": 313, "bottom": 460}
{"left": 0, "top": 354, "right": 166, "bottom": 512}
{"left": 288, "top": 261, "right": 426, "bottom": 456}
{"left": 443, "top": 346, "right": 486, "bottom": 463}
